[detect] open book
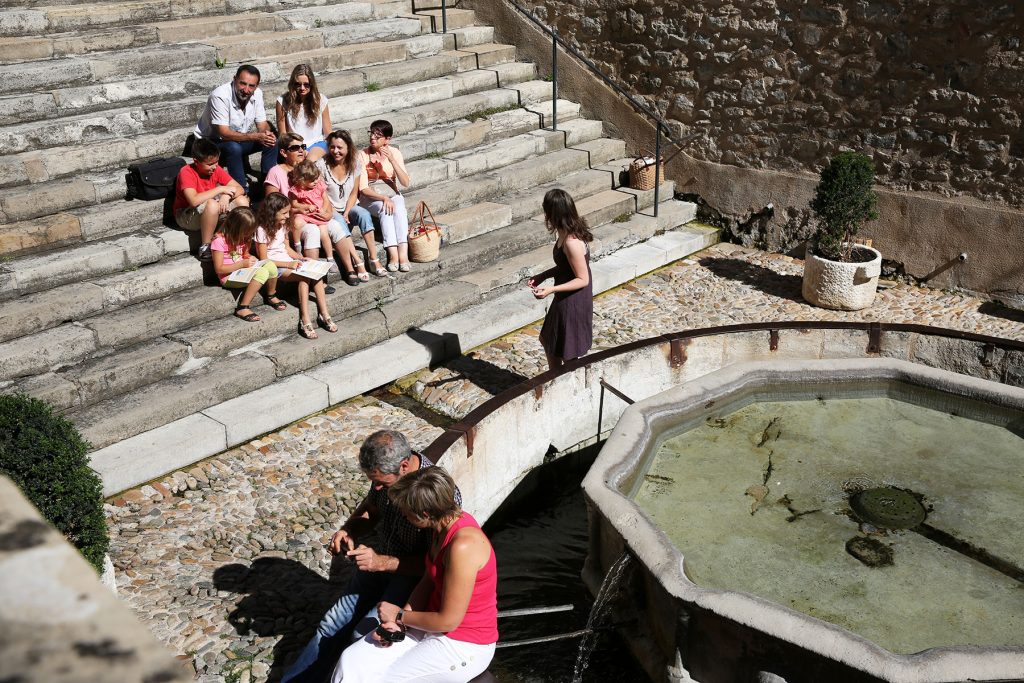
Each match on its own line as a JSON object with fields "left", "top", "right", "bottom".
{"left": 225, "top": 259, "right": 272, "bottom": 285}
{"left": 291, "top": 259, "right": 332, "bottom": 281}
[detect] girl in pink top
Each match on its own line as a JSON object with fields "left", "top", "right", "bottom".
{"left": 334, "top": 468, "right": 497, "bottom": 683}
{"left": 290, "top": 159, "right": 358, "bottom": 279}
{"left": 254, "top": 193, "right": 337, "bottom": 339}
{"left": 210, "top": 207, "right": 279, "bottom": 323}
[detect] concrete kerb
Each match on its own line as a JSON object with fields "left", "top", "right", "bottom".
{"left": 89, "top": 221, "right": 714, "bottom": 496}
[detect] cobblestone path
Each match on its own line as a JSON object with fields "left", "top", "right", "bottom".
{"left": 105, "top": 244, "right": 1024, "bottom": 682}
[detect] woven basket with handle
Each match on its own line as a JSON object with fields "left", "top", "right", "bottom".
{"left": 628, "top": 152, "right": 664, "bottom": 191}
{"left": 408, "top": 200, "right": 443, "bottom": 262}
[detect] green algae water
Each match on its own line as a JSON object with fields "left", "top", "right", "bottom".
{"left": 633, "top": 393, "right": 1024, "bottom": 655}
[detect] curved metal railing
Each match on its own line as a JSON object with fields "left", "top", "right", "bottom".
{"left": 423, "top": 321, "right": 1024, "bottom": 462}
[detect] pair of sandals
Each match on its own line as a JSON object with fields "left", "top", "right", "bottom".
{"left": 346, "top": 260, "right": 372, "bottom": 287}
{"left": 298, "top": 314, "right": 338, "bottom": 340}
{"left": 234, "top": 292, "right": 288, "bottom": 322}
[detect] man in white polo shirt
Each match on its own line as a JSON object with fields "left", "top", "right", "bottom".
{"left": 194, "top": 64, "right": 278, "bottom": 194}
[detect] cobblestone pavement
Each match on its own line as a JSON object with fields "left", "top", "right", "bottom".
{"left": 106, "top": 243, "right": 1024, "bottom": 681}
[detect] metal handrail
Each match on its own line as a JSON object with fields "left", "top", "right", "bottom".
{"left": 422, "top": 321, "right": 1024, "bottom": 462}
{"left": 502, "top": 0, "right": 703, "bottom": 217}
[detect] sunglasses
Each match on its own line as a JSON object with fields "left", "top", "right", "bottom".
{"left": 295, "top": 82, "right": 311, "bottom": 90}
{"left": 285, "top": 144, "right": 307, "bottom": 152}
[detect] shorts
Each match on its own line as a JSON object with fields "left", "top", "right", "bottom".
{"left": 307, "top": 140, "right": 328, "bottom": 153}
{"left": 175, "top": 202, "right": 208, "bottom": 231}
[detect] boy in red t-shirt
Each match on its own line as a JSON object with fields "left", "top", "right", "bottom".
{"left": 175, "top": 138, "right": 249, "bottom": 261}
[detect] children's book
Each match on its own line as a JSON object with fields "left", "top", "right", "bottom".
{"left": 292, "top": 259, "right": 332, "bottom": 281}
{"left": 225, "top": 259, "right": 272, "bottom": 285}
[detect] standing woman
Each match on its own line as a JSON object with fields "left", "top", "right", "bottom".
{"left": 276, "top": 64, "right": 331, "bottom": 162}
{"left": 333, "top": 467, "right": 497, "bottom": 683}
{"left": 528, "top": 188, "right": 594, "bottom": 371}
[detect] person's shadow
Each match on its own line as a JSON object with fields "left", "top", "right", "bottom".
{"left": 214, "top": 556, "right": 354, "bottom": 682}
{"left": 697, "top": 255, "right": 805, "bottom": 303}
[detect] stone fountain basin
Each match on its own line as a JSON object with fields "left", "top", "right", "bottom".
{"left": 582, "top": 357, "right": 1024, "bottom": 683}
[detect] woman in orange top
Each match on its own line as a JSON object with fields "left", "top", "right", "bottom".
{"left": 357, "top": 119, "right": 412, "bottom": 273}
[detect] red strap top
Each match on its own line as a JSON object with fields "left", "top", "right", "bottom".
{"left": 425, "top": 512, "right": 498, "bottom": 644}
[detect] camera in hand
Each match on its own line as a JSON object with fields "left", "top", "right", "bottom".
{"left": 375, "top": 624, "right": 406, "bottom": 643}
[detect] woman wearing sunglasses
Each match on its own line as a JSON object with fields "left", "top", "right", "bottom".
{"left": 276, "top": 64, "right": 332, "bottom": 162}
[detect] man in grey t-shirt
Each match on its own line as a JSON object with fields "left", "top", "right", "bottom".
{"left": 193, "top": 64, "right": 277, "bottom": 193}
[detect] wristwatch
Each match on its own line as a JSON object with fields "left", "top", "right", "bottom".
{"left": 396, "top": 609, "right": 405, "bottom": 624}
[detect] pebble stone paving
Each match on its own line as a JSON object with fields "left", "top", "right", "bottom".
{"left": 105, "top": 243, "right": 1024, "bottom": 682}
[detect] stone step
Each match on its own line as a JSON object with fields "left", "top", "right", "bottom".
{"left": 0, "top": 75, "right": 549, "bottom": 257}
{"left": 409, "top": 8, "right": 476, "bottom": 33}
{"left": 56, "top": 175, "right": 679, "bottom": 447}
{"left": 0, "top": 0, "right": 397, "bottom": 42}
{"left": 0, "top": 121, "right": 605, "bottom": 373}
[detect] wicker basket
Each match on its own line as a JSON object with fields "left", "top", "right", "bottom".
{"left": 408, "top": 200, "right": 442, "bottom": 262}
{"left": 628, "top": 154, "right": 664, "bottom": 191}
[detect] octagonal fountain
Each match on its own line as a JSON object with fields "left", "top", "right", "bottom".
{"left": 583, "top": 357, "right": 1024, "bottom": 683}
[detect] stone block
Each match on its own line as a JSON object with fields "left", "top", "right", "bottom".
{"left": 89, "top": 414, "right": 227, "bottom": 497}
{"left": 0, "top": 10, "right": 47, "bottom": 39}
{"left": 52, "top": 25, "right": 158, "bottom": 58}
{"left": 0, "top": 282, "right": 104, "bottom": 343}
{"left": 276, "top": 4, "right": 372, "bottom": 29}
{"left": 158, "top": 228, "right": 191, "bottom": 255}
{"left": 438, "top": 202, "right": 512, "bottom": 243}
{"left": 455, "top": 243, "right": 550, "bottom": 292}
{"left": 85, "top": 286, "right": 226, "bottom": 348}
{"left": 505, "top": 169, "right": 610, "bottom": 222}
{"left": 458, "top": 42, "right": 514, "bottom": 67}
{"left": 153, "top": 12, "right": 282, "bottom": 42}
{"left": 419, "top": 290, "right": 547, "bottom": 355}
{"left": 305, "top": 332, "right": 435, "bottom": 404}
{"left": 77, "top": 199, "right": 159, "bottom": 241}
{"left": 73, "top": 352, "right": 276, "bottom": 450}
{"left": 362, "top": 54, "right": 457, "bottom": 93}
{"left": 0, "top": 178, "right": 97, "bottom": 222}
{"left": 203, "top": 375, "right": 330, "bottom": 445}
{"left": 114, "top": 233, "right": 166, "bottom": 267}
{"left": 320, "top": 17, "right": 421, "bottom": 48}
{"left": 380, "top": 281, "right": 480, "bottom": 336}
{"left": 212, "top": 30, "right": 323, "bottom": 63}
{"left": 88, "top": 43, "right": 216, "bottom": 81}
{"left": 0, "top": 213, "right": 83, "bottom": 256}
{"left": 70, "top": 338, "right": 189, "bottom": 407}
{"left": 36, "top": 138, "right": 137, "bottom": 182}
{"left": 0, "top": 323, "right": 97, "bottom": 381}
{"left": 258, "top": 309, "right": 389, "bottom": 376}
{"left": 448, "top": 132, "right": 547, "bottom": 177}
{"left": 11, "top": 241, "right": 126, "bottom": 294}
{"left": 170, "top": 0, "right": 228, "bottom": 18}
{"left": 590, "top": 252, "right": 639, "bottom": 293}
{"left": 0, "top": 93, "right": 56, "bottom": 129}
{"left": 45, "top": 1, "right": 169, "bottom": 32}
{"left": 285, "top": 40, "right": 408, "bottom": 74}
{"left": 312, "top": 70, "right": 365, "bottom": 98}
{"left": 5, "top": 372, "right": 81, "bottom": 411}
{"left": 97, "top": 257, "right": 201, "bottom": 308}
{"left": 911, "top": 335, "right": 1004, "bottom": 383}
{"left": 0, "top": 35, "right": 53, "bottom": 63}
{"left": 0, "top": 56, "right": 91, "bottom": 97}
{"left": 169, "top": 298, "right": 297, "bottom": 359}
{"left": 369, "top": 0, "right": 409, "bottom": 19}
{"left": 448, "top": 69, "right": 502, "bottom": 97}
{"left": 332, "top": 78, "right": 454, "bottom": 121}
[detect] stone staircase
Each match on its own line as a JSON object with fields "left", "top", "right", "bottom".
{"left": 0, "top": 0, "right": 717, "bottom": 493}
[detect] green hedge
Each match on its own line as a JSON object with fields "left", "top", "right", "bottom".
{"left": 0, "top": 394, "right": 109, "bottom": 572}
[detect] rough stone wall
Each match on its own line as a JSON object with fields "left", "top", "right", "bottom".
{"left": 520, "top": 0, "right": 1024, "bottom": 209}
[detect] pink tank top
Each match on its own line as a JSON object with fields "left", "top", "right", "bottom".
{"left": 425, "top": 512, "right": 498, "bottom": 644}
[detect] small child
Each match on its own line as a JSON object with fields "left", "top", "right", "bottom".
{"left": 255, "top": 192, "right": 337, "bottom": 339}
{"left": 288, "top": 160, "right": 349, "bottom": 271}
{"left": 174, "top": 138, "right": 249, "bottom": 261}
{"left": 211, "top": 206, "right": 279, "bottom": 323}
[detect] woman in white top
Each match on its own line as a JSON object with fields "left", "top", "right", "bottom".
{"left": 276, "top": 64, "right": 331, "bottom": 162}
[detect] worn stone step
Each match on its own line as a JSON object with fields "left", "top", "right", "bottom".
{"left": 0, "top": 25, "right": 161, "bottom": 64}
{"left": 148, "top": 12, "right": 289, "bottom": 44}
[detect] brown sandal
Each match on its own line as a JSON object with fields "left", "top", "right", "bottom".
{"left": 235, "top": 303, "right": 260, "bottom": 322}
{"left": 298, "top": 321, "right": 318, "bottom": 339}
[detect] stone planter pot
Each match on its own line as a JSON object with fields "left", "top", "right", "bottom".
{"left": 802, "top": 245, "right": 882, "bottom": 311}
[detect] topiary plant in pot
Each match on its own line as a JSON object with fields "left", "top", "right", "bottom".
{"left": 802, "top": 151, "right": 882, "bottom": 311}
{"left": 0, "top": 394, "right": 109, "bottom": 573}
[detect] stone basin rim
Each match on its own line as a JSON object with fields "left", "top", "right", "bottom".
{"left": 582, "top": 357, "right": 1024, "bottom": 682}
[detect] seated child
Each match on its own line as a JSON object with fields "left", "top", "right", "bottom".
{"left": 288, "top": 160, "right": 355, "bottom": 277}
{"left": 174, "top": 137, "right": 249, "bottom": 261}
{"left": 210, "top": 206, "right": 279, "bottom": 323}
{"left": 254, "top": 192, "right": 337, "bottom": 339}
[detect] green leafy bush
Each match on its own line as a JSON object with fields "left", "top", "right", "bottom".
{"left": 809, "top": 152, "right": 879, "bottom": 261}
{"left": 0, "top": 394, "right": 108, "bottom": 571}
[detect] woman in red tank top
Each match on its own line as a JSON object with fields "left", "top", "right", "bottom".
{"left": 332, "top": 467, "right": 497, "bottom": 683}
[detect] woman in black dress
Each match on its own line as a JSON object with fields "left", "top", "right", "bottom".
{"left": 529, "top": 189, "right": 594, "bottom": 370}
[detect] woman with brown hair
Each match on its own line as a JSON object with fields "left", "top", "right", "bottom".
{"left": 528, "top": 188, "right": 594, "bottom": 370}
{"left": 276, "top": 63, "right": 331, "bottom": 162}
{"left": 332, "top": 467, "right": 497, "bottom": 683}
{"left": 319, "top": 129, "right": 381, "bottom": 283}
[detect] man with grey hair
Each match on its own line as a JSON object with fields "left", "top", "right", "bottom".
{"left": 281, "top": 429, "right": 460, "bottom": 683}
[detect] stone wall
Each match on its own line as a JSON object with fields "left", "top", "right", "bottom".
{"left": 470, "top": 0, "right": 1024, "bottom": 305}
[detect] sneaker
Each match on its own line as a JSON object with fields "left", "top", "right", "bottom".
{"left": 197, "top": 243, "right": 212, "bottom": 262}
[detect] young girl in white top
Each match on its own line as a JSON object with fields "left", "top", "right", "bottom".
{"left": 358, "top": 119, "right": 412, "bottom": 272}
{"left": 255, "top": 193, "right": 337, "bottom": 339}
{"left": 276, "top": 64, "right": 331, "bottom": 162}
